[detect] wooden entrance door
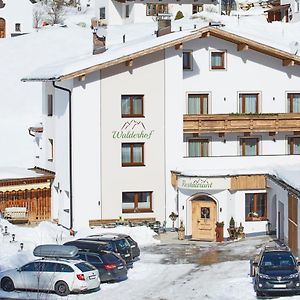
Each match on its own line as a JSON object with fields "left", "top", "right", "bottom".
{"left": 288, "top": 193, "right": 298, "bottom": 255}
{"left": 0, "top": 18, "right": 5, "bottom": 38}
{"left": 192, "top": 198, "right": 216, "bottom": 241}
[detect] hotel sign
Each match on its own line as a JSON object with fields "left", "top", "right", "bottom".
{"left": 112, "top": 120, "right": 154, "bottom": 140}
{"left": 178, "top": 177, "right": 230, "bottom": 190}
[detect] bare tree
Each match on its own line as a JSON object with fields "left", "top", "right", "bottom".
{"left": 33, "top": 2, "right": 46, "bottom": 28}
{"left": 221, "top": 0, "right": 236, "bottom": 15}
{"left": 44, "top": 0, "right": 67, "bottom": 25}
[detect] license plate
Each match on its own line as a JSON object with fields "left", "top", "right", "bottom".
{"left": 118, "top": 266, "right": 124, "bottom": 270}
{"left": 273, "top": 284, "right": 286, "bottom": 288}
{"left": 89, "top": 275, "right": 96, "bottom": 280}
{"left": 125, "top": 254, "right": 130, "bottom": 257}
{"left": 131, "top": 245, "right": 135, "bottom": 248}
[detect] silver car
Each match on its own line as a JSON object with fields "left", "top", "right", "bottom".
{"left": 0, "top": 258, "right": 100, "bottom": 296}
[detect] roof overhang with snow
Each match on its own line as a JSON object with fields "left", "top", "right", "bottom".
{"left": 22, "top": 26, "right": 300, "bottom": 83}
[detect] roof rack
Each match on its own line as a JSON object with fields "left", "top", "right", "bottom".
{"left": 262, "top": 242, "right": 290, "bottom": 252}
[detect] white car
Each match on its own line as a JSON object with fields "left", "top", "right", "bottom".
{"left": 0, "top": 258, "right": 100, "bottom": 296}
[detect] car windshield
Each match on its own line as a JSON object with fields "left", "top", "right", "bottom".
{"left": 261, "top": 252, "right": 296, "bottom": 270}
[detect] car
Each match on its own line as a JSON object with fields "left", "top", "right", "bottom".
{"left": 79, "top": 235, "right": 133, "bottom": 265}
{"left": 89, "top": 233, "right": 140, "bottom": 259}
{"left": 251, "top": 244, "right": 300, "bottom": 297}
{"left": 64, "top": 239, "right": 114, "bottom": 253}
{"left": 0, "top": 258, "right": 100, "bottom": 296}
{"left": 77, "top": 250, "right": 128, "bottom": 282}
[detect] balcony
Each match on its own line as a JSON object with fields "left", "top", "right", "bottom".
{"left": 183, "top": 113, "right": 300, "bottom": 134}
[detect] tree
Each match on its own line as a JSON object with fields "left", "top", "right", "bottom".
{"left": 174, "top": 10, "right": 184, "bottom": 20}
{"left": 46, "top": 0, "right": 67, "bottom": 25}
{"left": 221, "top": 0, "right": 236, "bottom": 15}
{"left": 33, "top": 2, "right": 46, "bottom": 28}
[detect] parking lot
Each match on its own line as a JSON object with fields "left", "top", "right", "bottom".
{"left": 0, "top": 226, "right": 282, "bottom": 300}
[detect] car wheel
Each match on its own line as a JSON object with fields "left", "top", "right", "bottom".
{"left": 1, "top": 277, "right": 15, "bottom": 292}
{"left": 54, "top": 281, "right": 70, "bottom": 296}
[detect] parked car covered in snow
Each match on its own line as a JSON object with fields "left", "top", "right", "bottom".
{"left": 0, "top": 244, "right": 100, "bottom": 296}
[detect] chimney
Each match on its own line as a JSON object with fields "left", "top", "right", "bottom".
{"left": 91, "top": 18, "right": 106, "bottom": 55}
{"left": 157, "top": 18, "right": 171, "bottom": 37}
{"left": 93, "top": 33, "right": 106, "bottom": 55}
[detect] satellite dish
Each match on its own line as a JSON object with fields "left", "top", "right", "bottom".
{"left": 289, "top": 41, "right": 299, "bottom": 55}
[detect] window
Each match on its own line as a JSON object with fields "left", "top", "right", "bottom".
{"left": 245, "top": 193, "right": 267, "bottom": 221}
{"left": 287, "top": 93, "right": 300, "bottom": 112}
{"left": 210, "top": 51, "right": 225, "bottom": 69}
{"left": 122, "top": 191, "right": 152, "bottom": 213}
{"left": 15, "top": 23, "right": 21, "bottom": 32}
{"left": 99, "top": 7, "right": 105, "bottom": 19}
{"left": 48, "top": 138, "right": 54, "bottom": 161}
{"left": 192, "top": 4, "right": 203, "bottom": 14}
{"left": 183, "top": 51, "right": 192, "bottom": 70}
{"left": 240, "top": 137, "right": 259, "bottom": 156}
{"left": 239, "top": 93, "right": 259, "bottom": 113}
{"left": 121, "top": 95, "right": 143, "bottom": 117}
{"left": 295, "top": 0, "right": 300, "bottom": 13}
{"left": 146, "top": 4, "right": 168, "bottom": 16}
{"left": 188, "top": 139, "right": 209, "bottom": 157}
{"left": 187, "top": 94, "right": 208, "bottom": 114}
{"left": 126, "top": 5, "right": 130, "bottom": 18}
{"left": 47, "top": 94, "right": 53, "bottom": 116}
{"left": 288, "top": 136, "right": 300, "bottom": 154}
{"left": 122, "top": 143, "right": 144, "bottom": 166}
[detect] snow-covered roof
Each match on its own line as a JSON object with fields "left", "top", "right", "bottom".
{"left": 0, "top": 167, "right": 53, "bottom": 181}
{"left": 22, "top": 13, "right": 300, "bottom": 82}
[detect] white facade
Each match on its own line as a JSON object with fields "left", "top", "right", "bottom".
{"left": 281, "top": 0, "right": 300, "bottom": 22}
{"left": 0, "top": 0, "right": 33, "bottom": 38}
{"left": 94, "top": 0, "right": 218, "bottom": 25}
{"left": 30, "top": 28, "right": 300, "bottom": 247}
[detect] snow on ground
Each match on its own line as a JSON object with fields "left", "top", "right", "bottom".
{"left": 1, "top": 221, "right": 300, "bottom": 299}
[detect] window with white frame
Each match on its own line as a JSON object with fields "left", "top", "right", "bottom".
{"left": 187, "top": 94, "right": 209, "bottom": 114}
{"left": 287, "top": 93, "right": 300, "bottom": 112}
{"left": 240, "top": 137, "right": 259, "bottom": 156}
{"left": 125, "top": 5, "right": 130, "bottom": 18}
{"left": 245, "top": 193, "right": 267, "bottom": 221}
{"left": 295, "top": 0, "right": 300, "bottom": 13}
{"left": 192, "top": 4, "right": 203, "bottom": 14}
{"left": 122, "top": 191, "right": 152, "bottom": 213}
{"left": 48, "top": 139, "right": 54, "bottom": 161}
{"left": 188, "top": 139, "right": 209, "bottom": 157}
{"left": 239, "top": 93, "right": 259, "bottom": 113}
{"left": 288, "top": 136, "right": 300, "bottom": 154}
{"left": 146, "top": 4, "right": 168, "bottom": 16}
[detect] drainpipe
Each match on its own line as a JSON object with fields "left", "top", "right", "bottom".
{"left": 52, "top": 81, "right": 74, "bottom": 234}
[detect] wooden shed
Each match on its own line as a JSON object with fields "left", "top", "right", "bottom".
{"left": 0, "top": 167, "right": 54, "bottom": 223}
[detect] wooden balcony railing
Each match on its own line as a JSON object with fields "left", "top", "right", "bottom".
{"left": 183, "top": 113, "right": 300, "bottom": 133}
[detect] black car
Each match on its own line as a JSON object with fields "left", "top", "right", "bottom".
{"left": 79, "top": 236, "right": 133, "bottom": 265}
{"left": 251, "top": 245, "right": 300, "bottom": 297}
{"left": 77, "top": 251, "right": 127, "bottom": 283}
{"left": 89, "top": 233, "right": 140, "bottom": 259}
{"left": 63, "top": 239, "right": 114, "bottom": 253}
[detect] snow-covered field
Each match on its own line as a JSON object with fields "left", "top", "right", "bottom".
{"left": 1, "top": 219, "right": 300, "bottom": 300}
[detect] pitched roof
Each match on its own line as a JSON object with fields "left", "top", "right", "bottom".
{"left": 22, "top": 22, "right": 300, "bottom": 82}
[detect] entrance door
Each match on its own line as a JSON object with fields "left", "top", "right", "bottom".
{"left": 0, "top": 18, "right": 5, "bottom": 38}
{"left": 192, "top": 197, "right": 217, "bottom": 241}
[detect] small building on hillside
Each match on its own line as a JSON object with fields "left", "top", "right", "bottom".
{"left": 93, "top": 0, "right": 219, "bottom": 25}
{"left": 0, "top": 167, "right": 54, "bottom": 223}
{"left": 0, "top": 0, "right": 33, "bottom": 38}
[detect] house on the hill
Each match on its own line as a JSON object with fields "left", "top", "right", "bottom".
{"left": 23, "top": 21, "right": 300, "bottom": 254}
{"left": 93, "top": 0, "right": 219, "bottom": 25}
{"left": 0, "top": 0, "right": 33, "bottom": 38}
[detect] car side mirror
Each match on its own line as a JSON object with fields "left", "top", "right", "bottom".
{"left": 17, "top": 268, "right": 22, "bottom": 272}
